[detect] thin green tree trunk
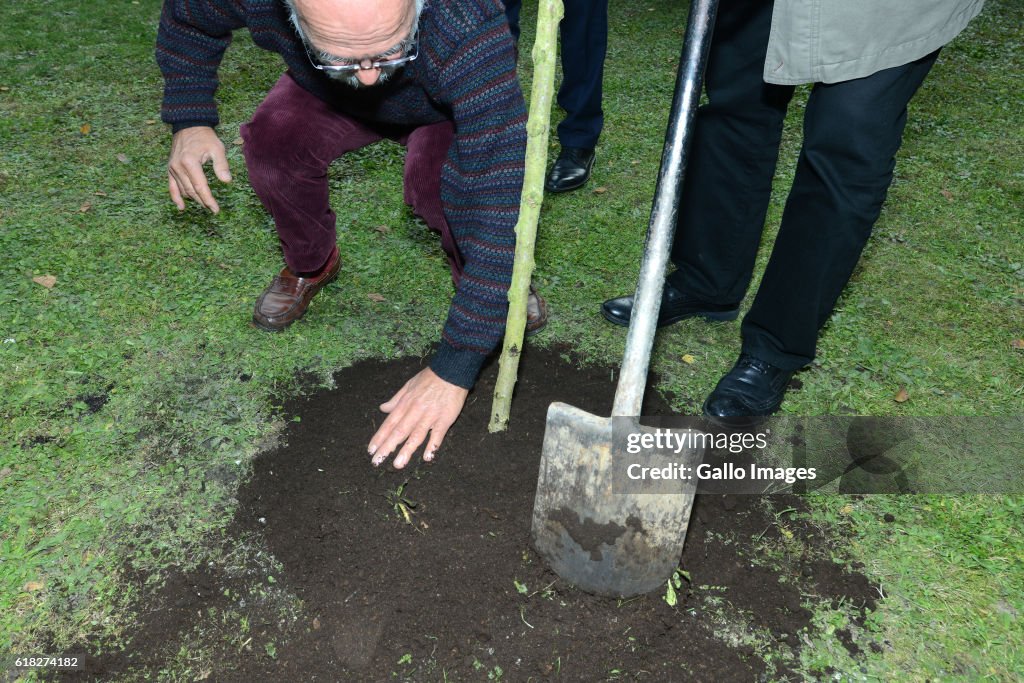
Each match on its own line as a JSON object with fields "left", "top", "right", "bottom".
{"left": 489, "top": 0, "right": 563, "bottom": 433}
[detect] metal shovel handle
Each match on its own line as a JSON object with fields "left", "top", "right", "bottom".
{"left": 612, "top": 0, "right": 719, "bottom": 417}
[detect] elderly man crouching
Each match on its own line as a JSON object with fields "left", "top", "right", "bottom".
{"left": 156, "top": 0, "right": 547, "bottom": 468}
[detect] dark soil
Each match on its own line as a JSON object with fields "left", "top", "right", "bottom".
{"left": 82, "top": 347, "right": 877, "bottom": 682}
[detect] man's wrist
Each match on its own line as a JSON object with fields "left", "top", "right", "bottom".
{"left": 430, "top": 341, "right": 488, "bottom": 389}
{"left": 169, "top": 121, "right": 217, "bottom": 134}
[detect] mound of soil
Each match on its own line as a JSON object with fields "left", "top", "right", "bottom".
{"left": 84, "top": 347, "right": 877, "bottom": 682}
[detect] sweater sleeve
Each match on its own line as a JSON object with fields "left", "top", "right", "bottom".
{"left": 428, "top": 1, "right": 528, "bottom": 389}
{"left": 155, "top": 0, "right": 249, "bottom": 131}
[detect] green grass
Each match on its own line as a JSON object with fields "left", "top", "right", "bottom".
{"left": 802, "top": 495, "right": 1024, "bottom": 681}
{"left": 1, "top": 0, "right": 1022, "bottom": 680}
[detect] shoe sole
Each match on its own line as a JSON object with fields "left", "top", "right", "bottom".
{"left": 700, "top": 403, "right": 770, "bottom": 430}
{"left": 601, "top": 307, "right": 738, "bottom": 328}
{"left": 545, "top": 175, "right": 591, "bottom": 194}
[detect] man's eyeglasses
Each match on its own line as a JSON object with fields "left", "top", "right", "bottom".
{"left": 306, "top": 41, "right": 419, "bottom": 74}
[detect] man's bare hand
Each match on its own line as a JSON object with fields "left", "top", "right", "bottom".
{"left": 167, "top": 126, "right": 232, "bottom": 213}
{"left": 369, "top": 368, "right": 469, "bottom": 469}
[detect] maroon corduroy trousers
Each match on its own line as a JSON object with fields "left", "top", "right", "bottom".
{"left": 240, "top": 73, "right": 463, "bottom": 281}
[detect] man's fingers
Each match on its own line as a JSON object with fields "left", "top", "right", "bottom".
{"left": 168, "top": 173, "right": 186, "bottom": 211}
{"left": 372, "top": 432, "right": 407, "bottom": 471}
{"left": 392, "top": 426, "right": 430, "bottom": 470}
{"left": 423, "top": 420, "right": 454, "bottom": 463}
{"left": 170, "top": 166, "right": 201, "bottom": 205}
{"left": 379, "top": 411, "right": 420, "bottom": 461}
{"left": 369, "top": 407, "right": 412, "bottom": 465}
{"left": 211, "top": 152, "right": 232, "bottom": 184}
{"left": 167, "top": 159, "right": 221, "bottom": 213}
{"left": 184, "top": 160, "right": 220, "bottom": 213}
{"left": 369, "top": 391, "right": 408, "bottom": 457}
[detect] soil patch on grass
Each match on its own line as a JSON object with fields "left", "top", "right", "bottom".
{"left": 84, "top": 347, "right": 876, "bottom": 682}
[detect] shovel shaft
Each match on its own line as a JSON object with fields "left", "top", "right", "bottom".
{"left": 612, "top": 0, "right": 718, "bottom": 417}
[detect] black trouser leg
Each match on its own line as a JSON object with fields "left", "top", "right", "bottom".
{"left": 555, "top": 0, "right": 609, "bottom": 150}
{"left": 667, "top": 0, "right": 794, "bottom": 305}
{"left": 741, "top": 50, "right": 940, "bottom": 370}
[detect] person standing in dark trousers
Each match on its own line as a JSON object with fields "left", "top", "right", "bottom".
{"left": 504, "top": 0, "right": 608, "bottom": 193}
{"left": 602, "top": 0, "right": 985, "bottom": 423}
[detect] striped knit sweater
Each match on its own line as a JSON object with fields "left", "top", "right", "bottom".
{"left": 156, "top": 0, "right": 527, "bottom": 389}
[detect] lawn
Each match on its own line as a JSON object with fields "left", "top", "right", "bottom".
{"left": 1, "top": 0, "right": 1021, "bottom": 680}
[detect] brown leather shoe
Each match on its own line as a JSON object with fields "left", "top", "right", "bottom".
{"left": 526, "top": 284, "right": 549, "bottom": 337}
{"left": 252, "top": 247, "right": 341, "bottom": 332}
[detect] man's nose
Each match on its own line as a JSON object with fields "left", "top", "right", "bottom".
{"left": 357, "top": 68, "right": 380, "bottom": 86}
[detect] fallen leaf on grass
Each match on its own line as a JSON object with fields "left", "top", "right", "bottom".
{"left": 367, "top": 292, "right": 386, "bottom": 303}
{"left": 79, "top": 123, "right": 92, "bottom": 135}
{"left": 32, "top": 275, "right": 57, "bottom": 289}
{"left": 232, "top": 137, "right": 243, "bottom": 146}
{"left": 93, "top": 190, "right": 107, "bottom": 196}
{"left": 1011, "top": 338, "right": 1024, "bottom": 350}
{"left": 592, "top": 186, "right": 608, "bottom": 195}
{"left": 116, "top": 153, "right": 129, "bottom": 164}
{"left": 839, "top": 504, "right": 854, "bottom": 515}
{"left": 145, "top": 119, "right": 156, "bottom": 125}
{"left": 0, "top": 466, "right": 12, "bottom": 480}
{"left": 893, "top": 386, "right": 909, "bottom": 403}
{"left": 78, "top": 202, "right": 92, "bottom": 213}
{"left": 681, "top": 354, "right": 696, "bottom": 364}
{"left": 940, "top": 188, "right": 954, "bottom": 201}
{"left": 373, "top": 225, "right": 390, "bottom": 235}
{"left": 23, "top": 581, "right": 44, "bottom": 592}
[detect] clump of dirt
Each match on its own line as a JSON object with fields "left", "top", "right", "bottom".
{"left": 82, "top": 347, "right": 878, "bottom": 682}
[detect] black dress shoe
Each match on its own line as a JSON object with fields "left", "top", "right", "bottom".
{"left": 545, "top": 147, "right": 595, "bottom": 193}
{"left": 702, "top": 354, "right": 795, "bottom": 426}
{"left": 601, "top": 281, "right": 739, "bottom": 327}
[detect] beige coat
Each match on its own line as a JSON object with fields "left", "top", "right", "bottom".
{"left": 764, "top": 0, "right": 986, "bottom": 84}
